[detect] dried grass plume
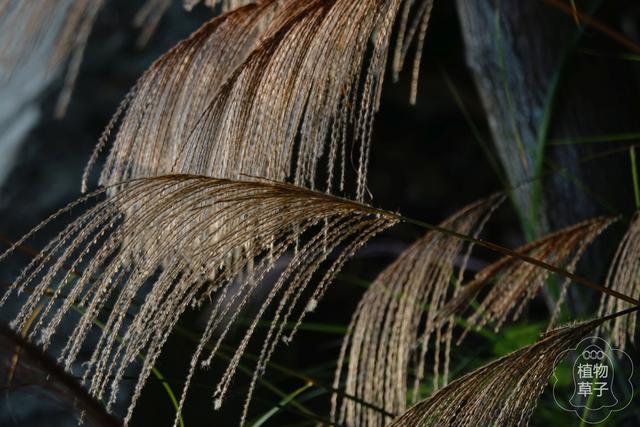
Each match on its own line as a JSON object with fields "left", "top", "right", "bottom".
{"left": 87, "top": 0, "right": 435, "bottom": 201}
{"left": 331, "top": 195, "right": 502, "bottom": 427}
{"left": 0, "top": 175, "right": 398, "bottom": 426}
{"left": 388, "top": 311, "right": 634, "bottom": 427}
{"left": 598, "top": 212, "right": 640, "bottom": 348}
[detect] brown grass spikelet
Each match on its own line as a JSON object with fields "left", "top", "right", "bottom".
{"left": 90, "top": 0, "right": 435, "bottom": 201}
{"left": 170, "top": 0, "right": 434, "bottom": 201}
{"left": 83, "top": 0, "right": 280, "bottom": 193}
{"left": 597, "top": 212, "right": 640, "bottom": 348}
{"left": 388, "top": 309, "right": 636, "bottom": 427}
{"left": 331, "top": 195, "right": 503, "bottom": 427}
{"left": 0, "top": 175, "right": 398, "bottom": 426}
{"left": 442, "top": 216, "right": 616, "bottom": 335}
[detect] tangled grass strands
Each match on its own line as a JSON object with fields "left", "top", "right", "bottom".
{"left": 391, "top": 0, "right": 434, "bottom": 104}
{"left": 0, "top": 176, "right": 634, "bottom": 426}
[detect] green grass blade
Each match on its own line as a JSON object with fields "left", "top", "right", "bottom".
{"left": 630, "top": 146, "right": 640, "bottom": 209}
{"left": 249, "top": 382, "right": 313, "bottom": 427}
{"left": 531, "top": 0, "right": 603, "bottom": 229}
{"left": 549, "top": 132, "right": 640, "bottom": 145}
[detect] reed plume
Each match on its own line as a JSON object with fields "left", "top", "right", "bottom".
{"left": 87, "top": 0, "right": 435, "bottom": 201}
{"left": 387, "top": 311, "right": 631, "bottom": 427}
{"left": 331, "top": 195, "right": 503, "bottom": 427}
{"left": 0, "top": 175, "right": 397, "bottom": 426}
{"left": 83, "top": 0, "right": 280, "bottom": 193}
{"left": 443, "top": 216, "right": 616, "bottom": 334}
{"left": 598, "top": 212, "right": 640, "bottom": 348}
{"left": 5, "top": 2, "right": 629, "bottom": 427}
{"left": 332, "top": 213, "right": 617, "bottom": 426}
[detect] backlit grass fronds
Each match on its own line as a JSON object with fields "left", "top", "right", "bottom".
{"left": 98, "top": 0, "right": 434, "bottom": 201}
{"left": 0, "top": 0, "right": 105, "bottom": 115}
{"left": 84, "top": 0, "right": 280, "bottom": 192}
{"left": 598, "top": 211, "right": 640, "bottom": 348}
{"left": 388, "top": 313, "right": 625, "bottom": 427}
{"left": 444, "top": 217, "right": 615, "bottom": 335}
{"left": 0, "top": 175, "right": 398, "bottom": 426}
{"left": 331, "top": 195, "right": 502, "bottom": 427}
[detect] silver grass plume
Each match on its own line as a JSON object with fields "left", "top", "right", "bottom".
{"left": 0, "top": 175, "right": 398, "bottom": 426}
{"left": 388, "top": 310, "right": 636, "bottom": 427}
{"left": 0, "top": 0, "right": 105, "bottom": 116}
{"left": 88, "top": 0, "right": 435, "bottom": 201}
{"left": 83, "top": 0, "right": 281, "bottom": 193}
{"left": 598, "top": 212, "right": 640, "bottom": 348}
{"left": 331, "top": 195, "right": 503, "bottom": 427}
{"left": 442, "top": 216, "right": 616, "bottom": 336}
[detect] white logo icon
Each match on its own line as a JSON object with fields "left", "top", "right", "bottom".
{"left": 552, "top": 337, "right": 634, "bottom": 424}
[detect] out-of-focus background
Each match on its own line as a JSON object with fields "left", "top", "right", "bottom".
{"left": 1, "top": 1, "right": 639, "bottom": 426}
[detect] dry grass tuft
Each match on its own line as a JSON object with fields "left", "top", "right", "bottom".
{"left": 331, "top": 195, "right": 502, "bottom": 427}
{"left": 443, "top": 217, "right": 616, "bottom": 335}
{"left": 388, "top": 311, "right": 632, "bottom": 427}
{"left": 598, "top": 212, "right": 640, "bottom": 348}
{"left": 88, "top": 0, "right": 434, "bottom": 201}
{"left": 0, "top": 175, "right": 397, "bottom": 426}
{"left": 84, "top": 0, "right": 280, "bottom": 193}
